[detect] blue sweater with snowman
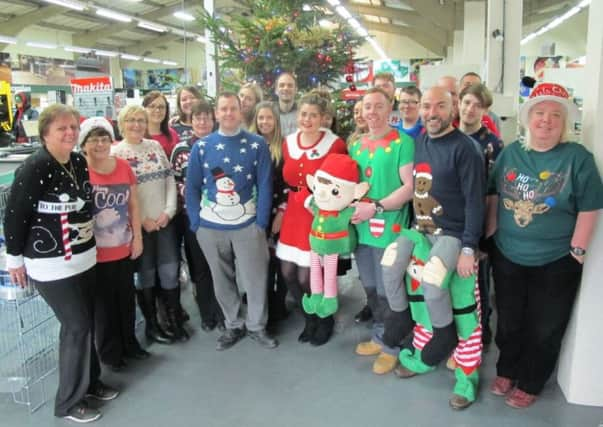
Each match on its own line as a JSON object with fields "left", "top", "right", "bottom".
{"left": 185, "top": 129, "right": 273, "bottom": 231}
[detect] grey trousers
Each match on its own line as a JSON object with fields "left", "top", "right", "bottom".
{"left": 196, "top": 223, "right": 269, "bottom": 332}
{"left": 382, "top": 234, "right": 461, "bottom": 328}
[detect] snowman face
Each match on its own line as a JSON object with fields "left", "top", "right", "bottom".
{"left": 216, "top": 176, "right": 235, "bottom": 191}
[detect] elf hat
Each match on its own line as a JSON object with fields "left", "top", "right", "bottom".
{"left": 315, "top": 154, "right": 360, "bottom": 185}
{"left": 519, "top": 82, "right": 579, "bottom": 127}
{"left": 79, "top": 117, "right": 115, "bottom": 147}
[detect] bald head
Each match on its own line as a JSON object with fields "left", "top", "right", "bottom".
{"left": 437, "top": 76, "right": 459, "bottom": 118}
{"left": 420, "top": 86, "right": 455, "bottom": 137}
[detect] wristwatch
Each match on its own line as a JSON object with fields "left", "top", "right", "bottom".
{"left": 461, "top": 247, "right": 475, "bottom": 256}
{"left": 372, "top": 200, "right": 385, "bottom": 214}
{"left": 570, "top": 246, "right": 586, "bottom": 256}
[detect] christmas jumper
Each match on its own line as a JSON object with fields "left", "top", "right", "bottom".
{"left": 172, "top": 121, "right": 196, "bottom": 147}
{"left": 349, "top": 128, "right": 415, "bottom": 248}
{"left": 111, "top": 138, "right": 177, "bottom": 221}
{"left": 275, "top": 130, "right": 347, "bottom": 267}
{"left": 89, "top": 157, "right": 137, "bottom": 263}
{"left": 413, "top": 129, "right": 485, "bottom": 250}
{"left": 185, "top": 129, "right": 273, "bottom": 231}
{"left": 488, "top": 141, "right": 603, "bottom": 266}
{"left": 171, "top": 137, "right": 197, "bottom": 211}
{"left": 149, "top": 127, "right": 179, "bottom": 158}
{"left": 468, "top": 126, "right": 504, "bottom": 178}
{"left": 4, "top": 148, "right": 96, "bottom": 281}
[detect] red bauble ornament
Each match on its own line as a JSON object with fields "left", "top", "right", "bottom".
{"left": 349, "top": 84, "right": 357, "bottom": 91}
{"left": 265, "top": 79, "right": 273, "bottom": 87}
{"left": 277, "top": 39, "right": 284, "bottom": 47}
{"left": 345, "top": 75, "right": 354, "bottom": 82}
{"left": 325, "top": 56, "right": 332, "bottom": 63}
{"left": 316, "top": 53, "right": 325, "bottom": 61}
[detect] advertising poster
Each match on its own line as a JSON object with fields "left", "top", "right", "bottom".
{"left": 0, "top": 53, "right": 10, "bottom": 83}
{"left": 12, "top": 55, "right": 77, "bottom": 86}
{"left": 70, "top": 76, "right": 114, "bottom": 119}
{"left": 374, "top": 59, "right": 410, "bottom": 83}
{"left": 409, "top": 58, "right": 443, "bottom": 86}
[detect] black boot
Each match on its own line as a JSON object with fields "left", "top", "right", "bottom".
{"left": 422, "top": 322, "right": 458, "bottom": 366}
{"left": 176, "top": 285, "right": 190, "bottom": 323}
{"left": 382, "top": 308, "right": 414, "bottom": 349}
{"left": 136, "top": 289, "right": 173, "bottom": 345}
{"left": 298, "top": 313, "right": 319, "bottom": 343}
{"left": 164, "top": 289, "right": 190, "bottom": 342}
{"left": 310, "top": 315, "right": 334, "bottom": 346}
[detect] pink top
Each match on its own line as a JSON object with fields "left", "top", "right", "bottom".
{"left": 149, "top": 127, "right": 180, "bottom": 158}
{"left": 89, "top": 157, "right": 137, "bottom": 263}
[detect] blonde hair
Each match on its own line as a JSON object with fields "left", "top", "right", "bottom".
{"left": 117, "top": 105, "right": 148, "bottom": 136}
{"left": 239, "top": 83, "right": 263, "bottom": 104}
{"left": 521, "top": 105, "right": 571, "bottom": 150}
{"left": 250, "top": 101, "right": 283, "bottom": 164}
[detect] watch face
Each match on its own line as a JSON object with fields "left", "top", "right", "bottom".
{"left": 572, "top": 247, "right": 586, "bottom": 256}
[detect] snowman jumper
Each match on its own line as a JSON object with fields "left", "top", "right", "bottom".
{"left": 275, "top": 129, "right": 347, "bottom": 267}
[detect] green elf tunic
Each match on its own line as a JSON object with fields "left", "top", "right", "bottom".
{"left": 309, "top": 203, "right": 356, "bottom": 256}
{"left": 349, "top": 129, "right": 415, "bottom": 248}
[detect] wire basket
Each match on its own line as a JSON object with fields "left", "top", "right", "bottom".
{"left": 0, "top": 286, "right": 59, "bottom": 413}
{"left": 0, "top": 184, "right": 10, "bottom": 219}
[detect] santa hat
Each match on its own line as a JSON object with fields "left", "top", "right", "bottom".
{"left": 519, "top": 82, "right": 579, "bottom": 127}
{"left": 315, "top": 154, "right": 360, "bottom": 185}
{"left": 79, "top": 117, "right": 115, "bottom": 147}
{"left": 413, "top": 163, "right": 432, "bottom": 179}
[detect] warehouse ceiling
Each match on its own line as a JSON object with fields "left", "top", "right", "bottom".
{"left": 0, "top": 0, "right": 585, "bottom": 58}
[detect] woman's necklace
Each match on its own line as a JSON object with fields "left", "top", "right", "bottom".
{"left": 59, "top": 159, "right": 80, "bottom": 191}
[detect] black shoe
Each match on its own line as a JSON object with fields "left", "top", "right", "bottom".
{"left": 125, "top": 348, "right": 151, "bottom": 360}
{"left": 137, "top": 289, "right": 174, "bottom": 345}
{"left": 63, "top": 401, "right": 102, "bottom": 423}
{"left": 298, "top": 313, "right": 318, "bottom": 343}
{"left": 164, "top": 289, "right": 190, "bottom": 342}
{"left": 201, "top": 320, "right": 217, "bottom": 332}
{"left": 310, "top": 315, "right": 334, "bottom": 346}
{"left": 86, "top": 381, "right": 119, "bottom": 401}
{"left": 248, "top": 329, "right": 279, "bottom": 349}
{"left": 355, "top": 305, "right": 372, "bottom": 323}
{"left": 216, "top": 321, "right": 226, "bottom": 332}
{"left": 216, "top": 327, "right": 246, "bottom": 351}
{"left": 109, "top": 359, "right": 127, "bottom": 372}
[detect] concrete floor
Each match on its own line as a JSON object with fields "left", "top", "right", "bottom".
{"left": 2, "top": 272, "right": 602, "bottom": 427}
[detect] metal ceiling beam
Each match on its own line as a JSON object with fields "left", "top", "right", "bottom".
{"left": 349, "top": 4, "right": 449, "bottom": 46}
{"left": 74, "top": 1, "right": 190, "bottom": 47}
{"left": 401, "top": 0, "right": 455, "bottom": 32}
{"left": 2, "top": 4, "right": 64, "bottom": 35}
{"left": 364, "top": 22, "right": 446, "bottom": 57}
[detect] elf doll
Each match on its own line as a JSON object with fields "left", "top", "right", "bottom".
{"left": 302, "top": 154, "right": 369, "bottom": 318}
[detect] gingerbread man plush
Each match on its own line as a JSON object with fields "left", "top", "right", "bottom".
{"left": 303, "top": 154, "right": 369, "bottom": 318}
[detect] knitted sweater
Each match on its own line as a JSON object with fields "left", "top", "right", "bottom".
{"left": 4, "top": 147, "right": 96, "bottom": 281}
{"left": 111, "top": 139, "right": 177, "bottom": 221}
{"left": 185, "top": 129, "right": 273, "bottom": 231}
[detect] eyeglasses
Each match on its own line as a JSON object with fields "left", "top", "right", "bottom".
{"left": 192, "top": 115, "right": 213, "bottom": 123}
{"left": 401, "top": 100, "right": 419, "bottom": 106}
{"left": 124, "top": 118, "right": 147, "bottom": 125}
{"left": 147, "top": 104, "right": 166, "bottom": 111}
{"left": 86, "top": 136, "right": 112, "bottom": 145}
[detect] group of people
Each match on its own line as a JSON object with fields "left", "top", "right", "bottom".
{"left": 3, "top": 70, "right": 602, "bottom": 422}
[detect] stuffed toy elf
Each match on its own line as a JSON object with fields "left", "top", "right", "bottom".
{"left": 302, "top": 154, "right": 369, "bottom": 318}
{"left": 383, "top": 229, "right": 482, "bottom": 408}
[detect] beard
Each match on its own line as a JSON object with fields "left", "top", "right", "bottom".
{"left": 425, "top": 113, "right": 453, "bottom": 136}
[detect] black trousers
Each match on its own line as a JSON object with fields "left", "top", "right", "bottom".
{"left": 33, "top": 267, "right": 101, "bottom": 417}
{"left": 175, "top": 210, "right": 223, "bottom": 324}
{"left": 95, "top": 257, "right": 140, "bottom": 364}
{"left": 491, "top": 245, "right": 582, "bottom": 395}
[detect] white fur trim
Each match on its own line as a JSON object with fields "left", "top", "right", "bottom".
{"left": 275, "top": 242, "right": 311, "bottom": 267}
{"left": 285, "top": 129, "right": 341, "bottom": 160}
{"left": 414, "top": 172, "right": 432, "bottom": 179}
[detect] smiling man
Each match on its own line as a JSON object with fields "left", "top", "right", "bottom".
{"left": 275, "top": 72, "right": 298, "bottom": 136}
{"left": 185, "top": 92, "right": 277, "bottom": 351}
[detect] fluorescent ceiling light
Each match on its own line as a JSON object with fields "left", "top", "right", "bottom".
{"left": 138, "top": 21, "right": 167, "bottom": 32}
{"left": 121, "top": 53, "right": 141, "bottom": 60}
{"left": 0, "top": 35, "right": 17, "bottom": 44}
{"left": 59, "top": 64, "right": 76, "bottom": 69}
{"left": 143, "top": 57, "right": 161, "bottom": 63}
{"left": 42, "top": 0, "right": 85, "bottom": 11}
{"left": 521, "top": 0, "right": 590, "bottom": 45}
{"left": 335, "top": 6, "right": 352, "bottom": 19}
{"left": 302, "top": 4, "right": 312, "bottom": 11}
{"left": 64, "top": 46, "right": 91, "bottom": 53}
{"left": 196, "top": 36, "right": 207, "bottom": 43}
{"left": 326, "top": 0, "right": 340, "bottom": 5}
{"left": 348, "top": 18, "right": 361, "bottom": 29}
{"left": 162, "top": 60, "right": 178, "bottom": 66}
{"left": 368, "top": 38, "right": 388, "bottom": 60}
{"left": 356, "top": 27, "right": 369, "bottom": 37}
{"left": 26, "top": 41, "right": 57, "bottom": 49}
{"left": 95, "top": 49, "right": 119, "bottom": 57}
{"left": 96, "top": 8, "right": 132, "bottom": 23}
{"left": 173, "top": 11, "right": 195, "bottom": 21}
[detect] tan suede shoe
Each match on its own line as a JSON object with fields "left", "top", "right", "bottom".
{"left": 372, "top": 352, "right": 398, "bottom": 375}
{"left": 355, "top": 340, "right": 382, "bottom": 356}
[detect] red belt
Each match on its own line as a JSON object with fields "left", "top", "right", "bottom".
{"left": 310, "top": 230, "right": 349, "bottom": 239}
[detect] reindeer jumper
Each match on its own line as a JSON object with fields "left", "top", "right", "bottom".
{"left": 490, "top": 141, "right": 603, "bottom": 266}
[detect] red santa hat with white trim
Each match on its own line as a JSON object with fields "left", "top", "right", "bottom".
{"left": 414, "top": 162, "right": 432, "bottom": 179}
{"left": 315, "top": 153, "right": 360, "bottom": 185}
{"left": 519, "top": 82, "right": 579, "bottom": 127}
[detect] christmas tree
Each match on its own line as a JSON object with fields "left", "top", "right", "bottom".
{"left": 199, "top": 0, "right": 366, "bottom": 93}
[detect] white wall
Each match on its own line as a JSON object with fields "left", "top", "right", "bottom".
{"left": 358, "top": 30, "right": 442, "bottom": 60}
